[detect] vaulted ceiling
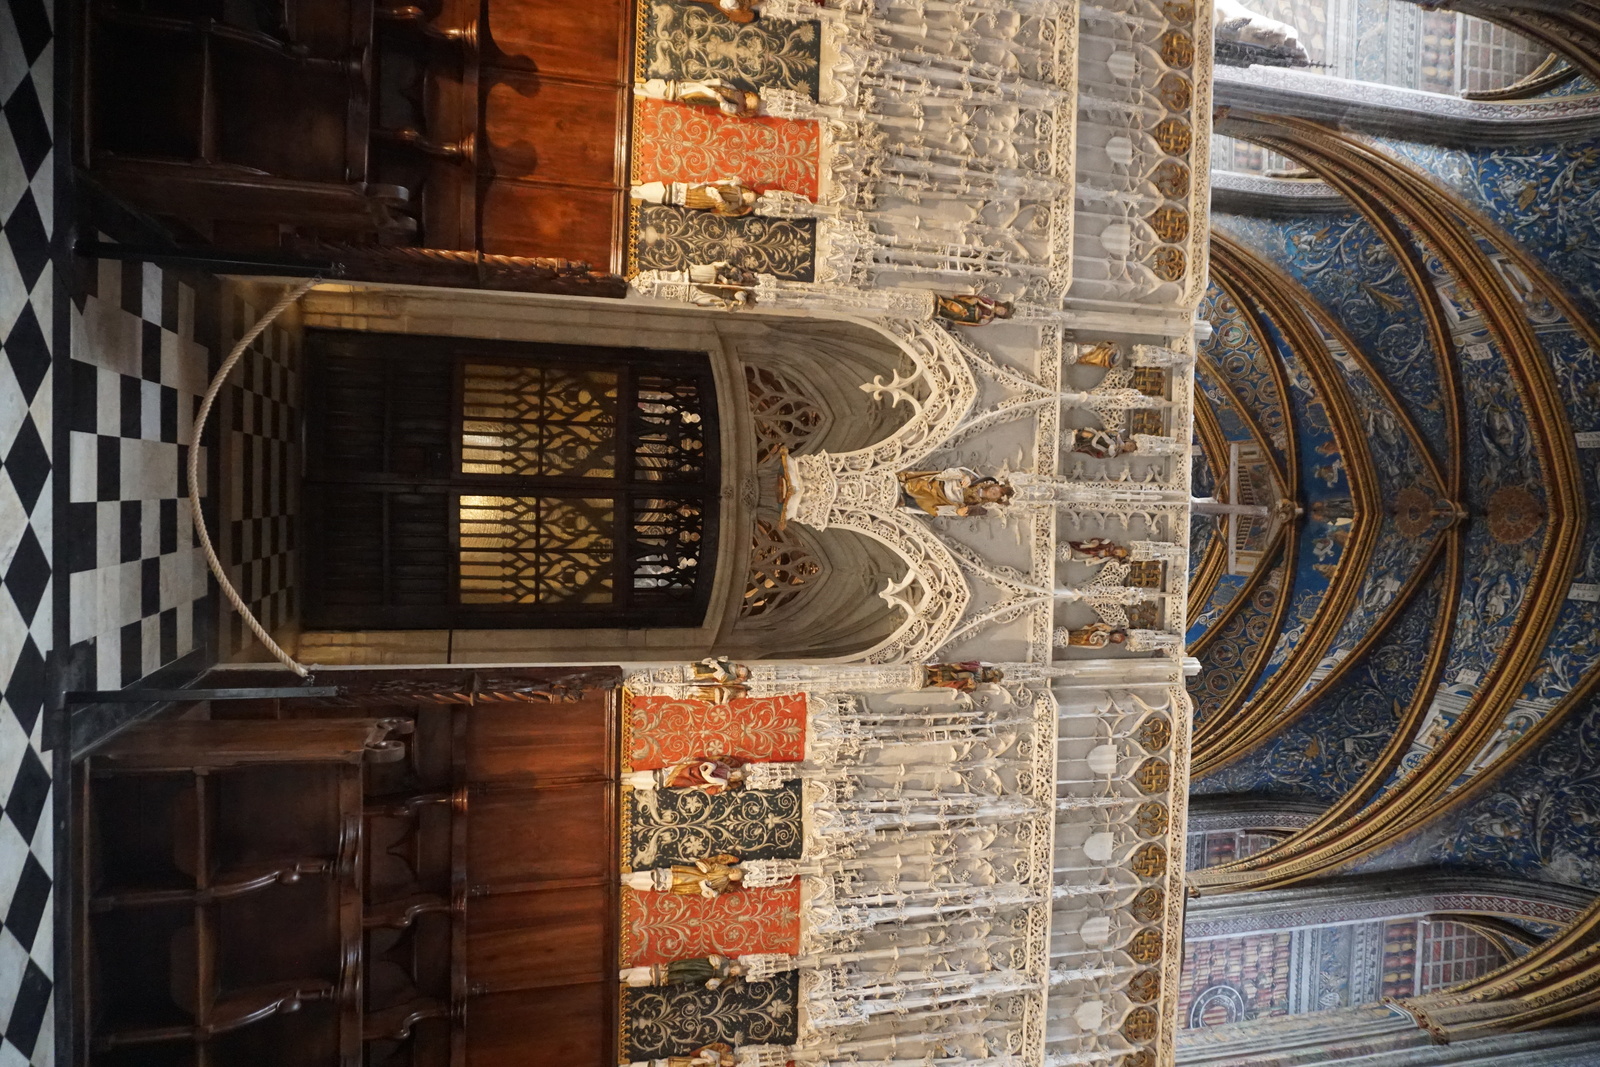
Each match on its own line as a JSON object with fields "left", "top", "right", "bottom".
{"left": 1185, "top": 120, "right": 1600, "bottom": 892}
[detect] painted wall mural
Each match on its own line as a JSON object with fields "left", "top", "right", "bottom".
{"left": 1178, "top": 917, "right": 1501, "bottom": 1028}
{"left": 633, "top": 99, "right": 821, "bottom": 197}
{"left": 630, "top": 1, "right": 824, "bottom": 275}
{"left": 623, "top": 974, "right": 801, "bottom": 1059}
{"left": 1360, "top": 689, "right": 1600, "bottom": 888}
{"left": 1189, "top": 545, "right": 1288, "bottom": 729}
{"left": 620, "top": 689, "right": 808, "bottom": 1060}
{"left": 1189, "top": 572, "right": 1247, "bottom": 648}
{"left": 629, "top": 781, "right": 804, "bottom": 867}
{"left": 641, "top": 0, "right": 822, "bottom": 97}
{"left": 1372, "top": 136, "right": 1600, "bottom": 324}
{"left": 633, "top": 206, "right": 818, "bottom": 280}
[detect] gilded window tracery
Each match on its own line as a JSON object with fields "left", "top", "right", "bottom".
{"left": 742, "top": 520, "right": 821, "bottom": 618}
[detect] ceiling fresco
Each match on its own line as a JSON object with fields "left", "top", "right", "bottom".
{"left": 1402, "top": 688, "right": 1600, "bottom": 887}
{"left": 1219, "top": 211, "right": 1453, "bottom": 467}
{"left": 1373, "top": 135, "right": 1600, "bottom": 325}
{"left": 1194, "top": 560, "right": 1448, "bottom": 802}
{"left": 1187, "top": 114, "right": 1600, "bottom": 906}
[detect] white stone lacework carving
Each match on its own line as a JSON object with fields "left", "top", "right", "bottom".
{"left": 771, "top": 682, "right": 1059, "bottom": 1062}
{"left": 1132, "top": 343, "right": 1195, "bottom": 368}
{"left": 745, "top": 368, "right": 828, "bottom": 464}
{"left": 736, "top": 2, "right": 1081, "bottom": 299}
{"left": 777, "top": 320, "right": 981, "bottom": 663}
{"left": 743, "top": 859, "right": 806, "bottom": 888}
{"left": 737, "top": 954, "right": 799, "bottom": 980}
{"left": 734, "top": 1045, "right": 794, "bottom": 1067}
{"left": 1129, "top": 539, "right": 1186, "bottom": 565}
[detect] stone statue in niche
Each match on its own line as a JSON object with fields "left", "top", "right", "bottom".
{"left": 623, "top": 854, "right": 746, "bottom": 898}
{"left": 636, "top": 78, "right": 761, "bottom": 118}
{"left": 625, "top": 756, "right": 748, "bottom": 794}
{"left": 1058, "top": 623, "right": 1128, "bottom": 648}
{"left": 1070, "top": 426, "right": 1134, "bottom": 458}
{"left": 629, "top": 1044, "right": 737, "bottom": 1067}
{"left": 934, "top": 293, "right": 1014, "bottom": 326}
{"left": 1074, "top": 340, "right": 1121, "bottom": 368}
{"left": 620, "top": 954, "right": 749, "bottom": 989}
{"left": 689, "top": 0, "right": 761, "bottom": 21}
{"left": 898, "top": 468, "right": 1015, "bottom": 517}
{"left": 923, "top": 662, "right": 1005, "bottom": 691}
{"left": 687, "top": 261, "right": 759, "bottom": 309}
{"left": 632, "top": 179, "right": 759, "bottom": 217}
{"left": 1063, "top": 538, "right": 1132, "bottom": 565}
{"left": 690, "top": 656, "right": 753, "bottom": 701}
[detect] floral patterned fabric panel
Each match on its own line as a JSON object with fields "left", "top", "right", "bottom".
{"left": 634, "top": 99, "right": 820, "bottom": 197}
{"left": 630, "top": 781, "right": 804, "bottom": 867}
{"left": 623, "top": 973, "right": 800, "bottom": 1058}
{"left": 632, "top": 205, "right": 817, "bottom": 280}
{"left": 622, "top": 884, "right": 803, "bottom": 964}
{"left": 627, "top": 692, "right": 809, "bottom": 769}
{"left": 641, "top": 0, "right": 822, "bottom": 97}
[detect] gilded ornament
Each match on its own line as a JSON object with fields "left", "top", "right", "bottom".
{"left": 1121, "top": 1006, "right": 1159, "bottom": 1042}
{"left": 1147, "top": 205, "right": 1190, "bottom": 243}
{"left": 1134, "top": 757, "right": 1171, "bottom": 794}
{"left": 1128, "top": 970, "right": 1160, "bottom": 1003}
{"left": 1162, "top": 0, "right": 1194, "bottom": 23}
{"left": 1128, "top": 927, "right": 1163, "bottom": 963}
{"left": 1152, "top": 160, "right": 1190, "bottom": 199}
{"left": 1487, "top": 485, "right": 1545, "bottom": 544}
{"left": 1131, "top": 842, "right": 1167, "bottom": 879}
{"left": 1394, "top": 485, "right": 1438, "bottom": 539}
{"left": 1154, "top": 118, "right": 1193, "bottom": 156}
{"left": 1134, "top": 802, "right": 1169, "bottom": 837}
{"left": 1130, "top": 886, "right": 1164, "bottom": 923}
{"left": 1159, "top": 30, "right": 1195, "bottom": 68}
{"left": 1158, "top": 72, "right": 1192, "bottom": 112}
{"left": 1153, "top": 246, "right": 1187, "bottom": 282}
{"left": 1135, "top": 716, "right": 1171, "bottom": 751}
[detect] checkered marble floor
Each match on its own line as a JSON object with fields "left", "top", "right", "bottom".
{"left": 66, "top": 257, "right": 213, "bottom": 691}
{"left": 216, "top": 287, "right": 302, "bottom": 661}
{"left": 0, "top": 0, "right": 60, "bottom": 1061}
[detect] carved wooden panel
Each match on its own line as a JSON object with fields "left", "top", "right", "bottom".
{"left": 466, "top": 886, "right": 612, "bottom": 992}
{"left": 483, "top": 76, "right": 627, "bottom": 187}
{"left": 468, "top": 783, "right": 615, "bottom": 886}
{"left": 480, "top": 182, "right": 625, "bottom": 264}
{"left": 483, "top": 0, "right": 632, "bottom": 77}
{"left": 468, "top": 697, "right": 614, "bottom": 783}
{"left": 467, "top": 983, "right": 612, "bottom": 1067}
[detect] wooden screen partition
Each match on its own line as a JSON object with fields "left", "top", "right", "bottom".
{"left": 83, "top": 0, "right": 636, "bottom": 278}
{"left": 78, "top": 667, "right": 623, "bottom": 1067}
{"left": 300, "top": 330, "right": 722, "bottom": 633}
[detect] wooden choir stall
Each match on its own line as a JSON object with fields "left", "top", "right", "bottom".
{"left": 78, "top": 667, "right": 622, "bottom": 1067}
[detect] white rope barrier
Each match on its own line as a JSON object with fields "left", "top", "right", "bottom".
{"left": 186, "top": 277, "right": 321, "bottom": 678}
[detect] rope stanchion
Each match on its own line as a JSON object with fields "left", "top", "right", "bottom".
{"left": 187, "top": 278, "right": 321, "bottom": 678}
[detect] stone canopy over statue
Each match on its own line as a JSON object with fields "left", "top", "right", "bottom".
{"left": 898, "top": 468, "right": 1014, "bottom": 517}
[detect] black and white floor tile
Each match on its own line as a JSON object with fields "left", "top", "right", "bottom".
{"left": 0, "top": 0, "right": 57, "bottom": 1061}
{"left": 218, "top": 289, "right": 301, "bottom": 659}
{"left": 66, "top": 256, "right": 212, "bottom": 690}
